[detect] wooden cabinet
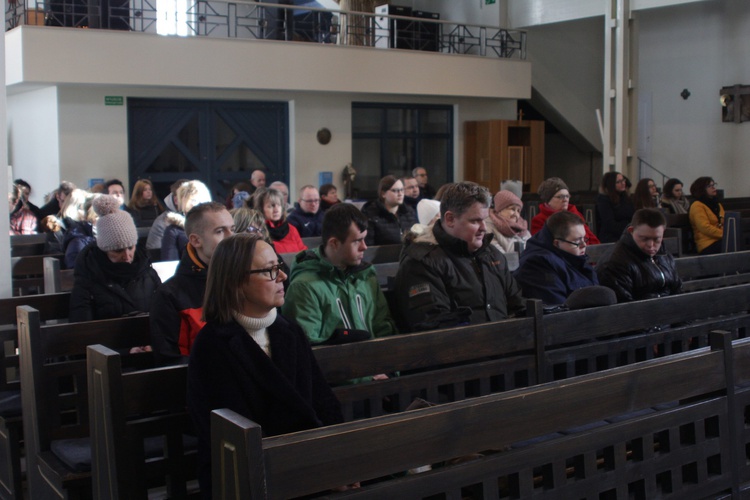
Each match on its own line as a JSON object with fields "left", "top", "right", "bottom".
{"left": 464, "top": 119, "right": 544, "bottom": 193}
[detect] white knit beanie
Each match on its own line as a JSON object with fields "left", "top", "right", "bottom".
{"left": 417, "top": 199, "right": 441, "bottom": 226}
{"left": 94, "top": 195, "right": 138, "bottom": 252}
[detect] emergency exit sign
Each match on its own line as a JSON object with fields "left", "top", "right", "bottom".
{"left": 105, "top": 96, "right": 124, "bottom": 106}
{"left": 485, "top": 0, "right": 496, "bottom": 4}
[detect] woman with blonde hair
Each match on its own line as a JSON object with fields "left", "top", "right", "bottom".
{"left": 253, "top": 188, "right": 307, "bottom": 254}
{"left": 161, "top": 180, "right": 212, "bottom": 261}
{"left": 126, "top": 179, "right": 164, "bottom": 227}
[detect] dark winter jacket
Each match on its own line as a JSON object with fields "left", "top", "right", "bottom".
{"left": 69, "top": 243, "right": 161, "bottom": 322}
{"left": 286, "top": 203, "right": 325, "bottom": 238}
{"left": 595, "top": 193, "right": 635, "bottom": 243}
{"left": 161, "top": 213, "right": 188, "bottom": 261}
{"left": 126, "top": 204, "right": 163, "bottom": 227}
{"left": 596, "top": 230, "right": 682, "bottom": 302}
{"left": 187, "top": 314, "right": 343, "bottom": 496}
{"left": 63, "top": 220, "right": 95, "bottom": 269}
{"left": 394, "top": 220, "right": 525, "bottom": 332}
{"left": 361, "top": 200, "right": 417, "bottom": 246}
{"left": 514, "top": 225, "right": 599, "bottom": 305}
{"left": 150, "top": 245, "right": 208, "bottom": 366}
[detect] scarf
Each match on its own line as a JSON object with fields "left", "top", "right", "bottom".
{"left": 93, "top": 247, "right": 141, "bottom": 285}
{"left": 660, "top": 195, "right": 690, "bottom": 215}
{"left": 488, "top": 209, "right": 529, "bottom": 238}
{"left": 698, "top": 195, "right": 721, "bottom": 222}
{"left": 266, "top": 220, "right": 290, "bottom": 242}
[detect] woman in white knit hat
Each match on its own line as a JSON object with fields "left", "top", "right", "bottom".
{"left": 69, "top": 194, "right": 161, "bottom": 323}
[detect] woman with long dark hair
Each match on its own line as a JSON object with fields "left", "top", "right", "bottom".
{"left": 595, "top": 171, "right": 635, "bottom": 243}
{"left": 660, "top": 178, "right": 690, "bottom": 214}
{"left": 633, "top": 178, "right": 658, "bottom": 210}
{"left": 126, "top": 179, "right": 165, "bottom": 227}
{"left": 689, "top": 177, "right": 724, "bottom": 254}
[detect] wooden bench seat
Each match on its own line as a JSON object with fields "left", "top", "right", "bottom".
{"left": 212, "top": 332, "right": 744, "bottom": 499}
{"left": 18, "top": 307, "right": 152, "bottom": 499}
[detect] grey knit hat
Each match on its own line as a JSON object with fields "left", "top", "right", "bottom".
{"left": 537, "top": 177, "right": 569, "bottom": 204}
{"left": 94, "top": 195, "right": 138, "bottom": 252}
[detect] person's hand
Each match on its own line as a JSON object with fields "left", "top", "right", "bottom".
{"left": 129, "top": 345, "right": 153, "bottom": 354}
{"left": 372, "top": 373, "right": 389, "bottom": 381}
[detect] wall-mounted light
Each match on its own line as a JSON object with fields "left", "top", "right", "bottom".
{"left": 680, "top": 89, "right": 691, "bottom": 100}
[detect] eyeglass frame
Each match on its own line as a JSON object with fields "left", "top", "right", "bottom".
{"left": 552, "top": 194, "right": 571, "bottom": 200}
{"left": 247, "top": 263, "right": 284, "bottom": 281}
{"left": 555, "top": 237, "right": 590, "bottom": 249}
{"left": 389, "top": 188, "right": 405, "bottom": 194}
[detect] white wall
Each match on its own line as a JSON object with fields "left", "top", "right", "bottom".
{"left": 16, "top": 86, "right": 515, "bottom": 199}
{"left": 637, "top": 0, "right": 750, "bottom": 196}
{"left": 7, "top": 87, "right": 61, "bottom": 205}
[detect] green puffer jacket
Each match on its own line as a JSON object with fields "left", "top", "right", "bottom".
{"left": 282, "top": 247, "right": 398, "bottom": 345}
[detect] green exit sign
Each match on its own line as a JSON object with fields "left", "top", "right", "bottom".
{"left": 105, "top": 96, "right": 124, "bottom": 106}
{"left": 485, "top": 0, "right": 496, "bottom": 4}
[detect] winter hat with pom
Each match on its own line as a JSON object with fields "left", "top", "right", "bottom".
{"left": 493, "top": 190, "right": 523, "bottom": 212}
{"left": 94, "top": 194, "right": 138, "bottom": 252}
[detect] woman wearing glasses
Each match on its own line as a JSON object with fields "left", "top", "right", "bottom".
{"left": 361, "top": 175, "right": 417, "bottom": 246}
{"left": 596, "top": 171, "right": 635, "bottom": 243}
{"left": 515, "top": 211, "right": 598, "bottom": 305}
{"left": 689, "top": 177, "right": 724, "bottom": 255}
{"left": 187, "top": 233, "right": 343, "bottom": 496}
{"left": 254, "top": 187, "right": 307, "bottom": 254}
{"left": 531, "top": 177, "right": 600, "bottom": 245}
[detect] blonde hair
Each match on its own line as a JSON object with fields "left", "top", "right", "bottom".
{"left": 176, "top": 180, "right": 212, "bottom": 214}
{"left": 59, "top": 189, "right": 89, "bottom": 222}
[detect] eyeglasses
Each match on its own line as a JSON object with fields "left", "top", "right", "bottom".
{"left": 246, "top": 225, "right": 259, "bottom": 234}
{"left": 553, "top": 194, "right": 571, "bottom": 200}
{"left": 301, "top": 198, "right": 320, "bottom": 203}
{"left": 708, "top": 183, "right": 718, "bottom": 188}
{"left": 247, "top": 264, "right": 284, "bottom": 281}
{"left": 556, "top": 237, "right": 590, "bottom": 248}
{"left": 616, "top": 179, "right": 627, "bottom": 184}
{"left": 389, "top": 188, "right": 404, "bottom": 194}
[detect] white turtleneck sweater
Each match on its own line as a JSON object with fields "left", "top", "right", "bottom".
{"left": 232, "top": 308, "right": 277, "bottom": 356}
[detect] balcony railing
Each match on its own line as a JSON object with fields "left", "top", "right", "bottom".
{"left": 5, "top": 0, "right": 526, "bottom": 60}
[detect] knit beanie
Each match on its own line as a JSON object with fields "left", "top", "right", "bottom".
{"left": 500, "top": 179, "right": 523, "bottom": 199}
{"left": 537, "top": 177, "right": 569, "bottom": 204}
{"left": 417, "top": 199, "right": 441, "bottom": 226}
{"left": 94, "top": 195, "right": 138, "bottom": 252}
{"left": 493, "top": 190, "right": 523, "bottom": 212}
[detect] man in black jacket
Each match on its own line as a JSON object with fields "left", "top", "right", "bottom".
{"left": 150, "top": 202, "right": 235, "bottom": 365}
{"left": 394, "top": 181, "right": 524, "bottom": 332}
{"left": 597, "top": 208, "right": 682, "bottom": 302}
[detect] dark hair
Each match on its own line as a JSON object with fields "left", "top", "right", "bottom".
{"left": 546, "top": 210, "right": 584, "bottom": 240}
{"left": 232, "top": 181, "right": 252, "bottom": 194}
{"left": 202, "top": 233, "right": 263, "bottom": 324}
{"left": 58, "top": 181, "right": 76, "bottom": 196}
{"left": 128, "top": 179, "right": 164, "bottom": 211}
{"left": 13, "top": 179, "right": 30, "bottom": 192}
{"left": 434, "top": 183, "right": 451, "bottom": 202}
{"left": 401, "top": 175, "right": 416, "bottom": 183}
{"left": 378, "top": 175, "right": 399, "bottom": 202}
{"left": 185, "top": 201, "right": 229, "bottom": 237}
{"left": 662, "top": 178, "right": 683, "bottom": 200}
{"left": 633, "top": 178, "right": 657, "bottom": 210}
{"left": 105, "top": 179, "right": 124, "bottom": 191}
{"left": 690, "top": 177, "right": 714, "bottom": 199}
{"left": 440, "top": 182, "right": 491, "bottom": 218}
{"left": 319, "top": 183, "right": 337, "bottom": 197}
{"left": 322, "top": 203, "right": 368, "bottom": 245}
{"left": 253, "top": 188, "right": 286, "bottom": 222}
{"left": 630, "top": 208, "right": 666, "bottom": 229}
{"left": 601, "top": 171, "right": 628, "bottom": 205}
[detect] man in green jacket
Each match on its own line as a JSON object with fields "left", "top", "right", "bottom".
{"left": 282, "top": 203, "right": 398, "bottom": 346}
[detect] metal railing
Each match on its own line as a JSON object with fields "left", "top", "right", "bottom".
{"left": 638, "top": 157, "right": 671, "bottom": 187}
{"left": 5, "top": 0, "right": 526, "bottom": 60}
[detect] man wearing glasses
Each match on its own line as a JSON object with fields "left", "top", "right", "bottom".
{"left": 282, "top": 203, "right": 397, "bottom": 352}
{"left": 597, "top": 208, "right": 682, "bottom": 302}
{"left": 514, "top": 211, "right": 599, "bottom": 305}
{"left": 150, "top": 202, "right": 235, "bottom": 366}
{"left": 287, "top": 185, "right": 325, "bottom": 238}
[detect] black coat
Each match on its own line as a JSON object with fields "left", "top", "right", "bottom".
{"left": 361, "top": 199, "right": 417, "bottom": 246}
{"left": 395, "top": 221, "right": 525, "bottom": 332}
{"left": 187, "top": 315, "right": 343, "bottom": 496}
{"left": 596, "top": 231, "right": 682, "bottom": 302}
{"left": 69, "top": 243, "right": 161, "bottom": 322}
{"left": 595, "top": 193, "right": 635, "bottom": 243}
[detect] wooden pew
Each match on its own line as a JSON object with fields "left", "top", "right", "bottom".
{"left": 585, "top": 235, "right": 680, "bottom": 267}
{"left": 11, "top": 254, "right": 63, "bottom": 296}
{"left": 212, "top": 332, "right": 742, "bottom": 499}
{"left": 18, "top": 307, "right": 151, "bottom": 500}
{"left": 676, "top": 250, "right": 750, "bottom": 291}
{"left": 43, "top": 256, "right": 75, "bottom": 294}
{"left": 0, "top": 292, "right": 71, "bottom": 498}
{"left": 666, "top": 213, "right": 697, "bottom": 255}
{"left": 10, "top": 233, "right": 48, "bottom": 257}
{"left": 86, "top": 345, "right": 197, "bottom": 499}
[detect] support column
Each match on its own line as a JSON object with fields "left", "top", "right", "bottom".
{"left": 603, "top": 0, "right": 637, "bottom": 178}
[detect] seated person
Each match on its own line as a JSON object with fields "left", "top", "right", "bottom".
{"left": 531, "top": 177, "right": 600, "bottom": 245}
{"left": 254, "top": 187, "right": 307, "bottom": 254}
{"left": 286, "top": 185, "right": 324, "bottom": 238}
{"left": 319, "top": 183, "right": 341, "bottom": 211}
{"left": 126, "top": 179, "right": 164, "bottom": 227}
{"left": 689, "top": 176, "right": 724, "bottom": 255}
{"left": 395, "top": 182, "right": 524, "bottom": 332}
{"left": 514, "top": 211, "right": 598, "bottom": 305}
{"left": 485, "top": 190, "right": 531, "bottom": 253}
{"left": 597, "top": 208, "right": 682, "bottom": 302}
{"left": 596, "top": 171, "right": 635, "bottom": 243}
{"left": 361, "top": 175, "right": 417, "bottom": 246}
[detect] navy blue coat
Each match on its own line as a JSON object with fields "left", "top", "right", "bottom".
{"left": 514, "top": 225, "right": 599, "bottom": 305}
{"left": 286, "top": 203, "right": 325, "bottom": 238}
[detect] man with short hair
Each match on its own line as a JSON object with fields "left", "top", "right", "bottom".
{"left": 282, "top": 203, "right": 397, "bottom": 347}
{"left": 514, "top": 210, "right": 598, "bottom": 305}
{"left": 401, "top": 175, "right": 421, "bottom": 210}
{"left": 412, "top": 167, "right": 436, "bottom": 200}
{"left": 287, "top": 185, "right": 324, "bottom": 237}
{"left": 105, "top": 179, "right": 126, "bottom": 208}
{"left": 597, "top": 208, "right": 682, "bottom": 302}
{"left": 395, "top": 181, "right": 524, "bottom": 332}
{"left": 319, "top": 183, "right": 341, "bottom": 211}
{"left": 250, "top": 169, "right": 266, "bottom": 191}
{"left": 150, "top": 202, "right": 235, "bottom": 365}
